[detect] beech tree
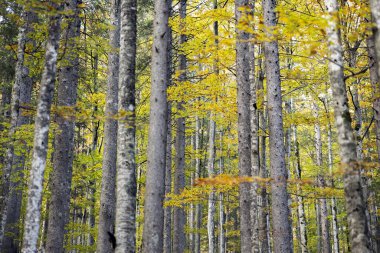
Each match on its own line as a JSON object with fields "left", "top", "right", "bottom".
{"left": 263, "top": 0, "right": 293, "bottom": 251}
{"left": 97, "top": 0, "right": 120, "bottom": 252}
{"left": 22, "top": 1, "right": 62, "bottom": 251}
{"left": 325, "top": 0, "right": 371, "bottom": 252}
{"left": 45, "top": 1, "right": 81, "bottom": 251}
{"left": 142, "top": 0, "right": 169, "bottom": 251}
{"left": 115, "top": 0, "right": 138, "bottom": 251}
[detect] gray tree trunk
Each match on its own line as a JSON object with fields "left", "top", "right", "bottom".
{"left": 327, "top": 124, "right": 340, "bottom": 253}
{"left": 325, "top": 1, "right": 371, "bottom": 252}
{"left": 0, "top": 9, "right": 35, "bottom": 252}
{"left": 21, "top": 3, "right": 62, "bottom": 252}
{"left": 314, "top": 104, "right": 331, "bottom": 253}
{"left": 263, "top": 0, "right": 293, "bottom": 251}
{"left": 256, "top": 47, "right": 270, "bottom": 253}
{"left": 142, "top": 0, "right": 169, "bottom": 251}
{"left": 366, "top": 32, "right": 380, "bottom": 253}
{"left": 293, "top": 126, "right": 308, "bottom": 253}
{"left": 115, "top": 0, "right": 137, "bottom": 251}
{"left": 207, "top": 117, "right": 216, "bottom": 253}
{"left": 194, "top": 116, "right": 202, "bottom": 253}
{"left": 97, "top": 0, "right": 120, "bottom": 252}
{"left": 45, "top": 1, "right": 80, "bottom": 252}
{"left": 235, "top": 1, "right": 252, "bottom": 251}
{"left": 173, "top": 1, "right": 187, "bottom": 252}
{"left": 164, "top": 1, "right": 173, "bottom": 250}
{"left": 249, "top": 6, "right": 259, "bottom": 252}
{"left": 218, "top": 132, "right": 225, "bottom": 253}
{"left": 164, "top": 103, "right": 172, "bottom": 253}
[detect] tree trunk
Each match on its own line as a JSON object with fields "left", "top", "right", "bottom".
{"left": 263, "top": 0, "right": 293, "bottom": 251}
{"left": 366, "top": 32, "right": 380, "bottom": 253}
{"left": 142, "top": 0, "right": 169, "bottom": 251}
{"left": 219, "top": 132, "right": 225, "bottom": 253}
{"left": 314, "top": 103, "right": 331, "bottom": 253}
{"left": 164, "top": 0, "right": 173, "bottom": 250}
{"left": 293, "top": 126, "right": 308, "bottom": 253}
{"left": 173, "top": 1, "right": 187, "bottom": 252}
{"left": 206, "top": 117, "right": 216, "bottom": 253}
{"left": 97, "top": 0, "right": 120, "bottom": 252}
{"left": 164, "top": 103, "right": 172, "bottom": 253}
{"left": 21, "top": 2, "right": 62, "bottom": 251}
{"left": 0, "top": 9, "right": 35, "bottom": 252}
{"left": 325, "top": 1, "right": 371, "bottom": 252}
{"left": 235, "top": 0, "right": 252, "bottom": 251}
{"left": 45, "top": 2, "right": 80, "bottom": 252}
{"left": 194, "top": 116, "right": 202, "bottom": 253}
{"left": 115, "top": 0, "right": 137, "bottom": 251}
{"left": 249, "top": 5, "right": 259, "bottom": 251}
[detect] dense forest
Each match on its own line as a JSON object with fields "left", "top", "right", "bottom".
{"left": 0, "top": 0, "right": 379, "bottom": 252}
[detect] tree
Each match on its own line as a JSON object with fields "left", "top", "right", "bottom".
{"left": 45, "top": 1, "right": 81, "bottom": 251}
{"left": 115, "top": 0, "right": 137, "bottom": 251}
{"left": 263, "top": 0, "right": 293, "bottom": 251}
{"left": 235, "top": 0, "right": 252, "bottom": 252}
{"left": 173, "top": 1, "right": 187, "bottom": 252}
{"left": 21, "top": 1, "right": 62, "bottom": 251}
{"left": 0, "top": 9, "right": 35, "bottom": 252}
{"left": 96, "top": 0, "right": 120, "bottom": 252}
{"left": 325, "top": 0, "right": 371, "bottom": 252}
{"left": 142, "top": 0, "right": 169, "bottom": 251}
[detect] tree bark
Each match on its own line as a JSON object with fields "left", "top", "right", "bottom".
{"left": 325, "top": 1, "right": 371, "bottom": 252}
{"left": 314, "top": 103, "right": 331, "bottom": 253}
{"left": 164, "top": 2, "right": 173, "bottom": 250}
{"left": 235, "top": 0, "right": 252, "bottom": 251}
{"left": 97, "top": 0, "right": 120, "bottom": 252}
{"left": 293, "top": 126, "right": 308, "bottom": 253}
{"left": 366, "top": 32, "right": 380, "bottom": 253}
{"left": 194, "top": 116, "right": 202, "bottom": 253}
{"left": 164, "top": 102, "right": 172, "bottom": 253}
{"left": 115, "top": 0, "right": 137, "bottom": 251}
{"left": 142, "top": 0, "right": 169, "bottom": 251}
{"left": 45, "top": 1, "right": 80, "bottom": 252}
{"left": 173, "top": 1, "right": 187, "bottom": 252}
{"left": 263, "top": 0, "right": 293, "bottom": 251}
{"left": 0, "top": 9, "right": 35, "bottom": 252}
{"left": 249, "top": 4, "right": 259, "bottom": 251}
{"left": 206, "top": 117, "right": 216, "bottom": 253}
{"left": 21, "top": 2, "right": 62, "bottom": 252}
{"left": 218, "top": 132, "right": 225, "bottom": 253}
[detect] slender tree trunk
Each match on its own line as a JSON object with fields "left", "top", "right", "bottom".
{"left": 142, "top": 0, "right": 169, "bottom": 251}
{"left": 45, "top": 2, "right": 80, "bottom": 251}
{"left": 256, "top": 46, "right": 270, "bottom": 253}
{"left": 164, "top": 103, "right": 172, "bottom": 253}
{"left": 325, "top": 1, "right": 371, "bottom": 252}
{"left": 21, "top": 2, "right": 62, "bottom": 251}
{"left": 194, "top": 116, "right": 202, "bottom": 253}
{"left": 235, "top": 0, "right": 252, "bottom": 251}
{"left": 263, "top": 0, "right": 293, "bottom": 252}
{"left": 164, "top": 1, "right": 173, "bottom": 250}
{"left": 173, "top": 1, "right": 187, "bottom": 252}
{"left": 313, "top": 104, "right": 331, "bottom": 253}
{"left": 366, "top": 32, "right": 380, "bottom": 253}
{"left": 219, "top": 132, "right": 225, "bottom": 253}
{"left": 115, "top": 0, "right": 137, "bottom": 251}
{"left": 207, "top": 117, "right": 216, "bottom": 253}
{"left": 248, "top": 4, "right": 259, "bottom": 251}
{"left": 0, "top": 9, "right": 36, "bottom": 252}
{"left": 293, "top": 126, "right": 308, "bottom": 253}
{"left": 97, "top": 0, "right": 120, "bottom": 252}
